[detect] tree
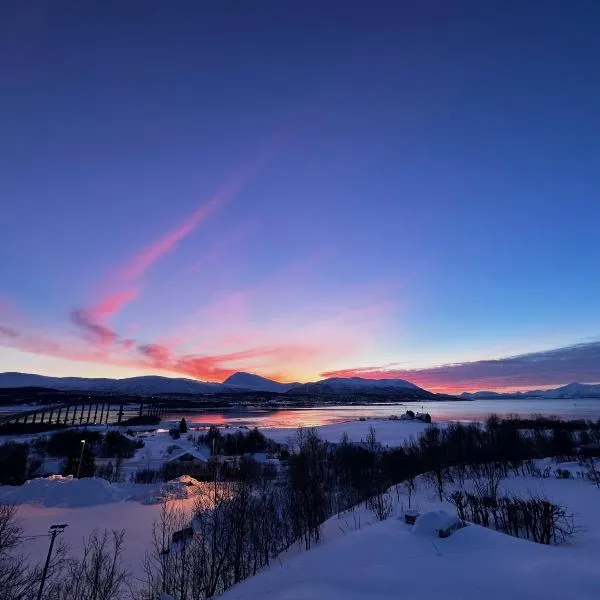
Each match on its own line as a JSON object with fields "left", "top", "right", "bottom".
{"left": 0, "top": 504, "right": 30, "bottom": 599}
{"left": 51, "top": 529, "right": 129, "bottom": 600}
{"left": 179, "top": 419, "right": 188, "bottom": 434}
{"left": 0, "top": 443, "right": 29, "bottom": 485}
{"left": 419, "top": 426, "right": 446, "bottom": 501}
{"left": 364, "top": 427, "right": 392, "bottom": 520}
{"left": 63, "top": 444, "right": 96, "bottom": 478}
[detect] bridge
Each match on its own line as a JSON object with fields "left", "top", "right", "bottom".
{"left": 0, "top": 398, "right": 165, "bottom": 428}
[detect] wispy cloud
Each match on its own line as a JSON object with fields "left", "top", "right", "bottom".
{"left": 75, "top": 129, "right": 289, "bottom": 333}
{"left": 119, "top": 196, "right": 225, "bottom": 281}
{"left": 322, "top": 341, "right": 600, "bottom": 393}
{"left": 91, "top": 289, "right": 139, "bottom": 319}
{"left": 70, "top": 309, "right": 119, "bottom": 347}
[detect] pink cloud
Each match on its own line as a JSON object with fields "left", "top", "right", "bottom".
{"left": 119, "top": 196, "right": 225, "bottom": 281}
{"left": 91, "top": 288, "right": 138, "bottom": 319}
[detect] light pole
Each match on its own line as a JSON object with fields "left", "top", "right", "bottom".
{"left": 76, "top": 439, "right": 86, "bottom": 478}
{"left": 36, "top": 523, "right": 68, "bottom": 600}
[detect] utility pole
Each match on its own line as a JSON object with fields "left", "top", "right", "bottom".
{"left": 36, "top": 524, "right": 68, "bottom": 600}
{"left": 76, "top": 439, "right": 86, "bottom": 478}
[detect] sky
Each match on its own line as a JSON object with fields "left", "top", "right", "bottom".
{"left": 1, "top": 1, "right": 600, "bottom": 393}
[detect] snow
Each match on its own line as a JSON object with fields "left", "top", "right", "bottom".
{"left": 263, "top": 418, "right": 431, "bottom": 446}
{"left": 219, "top": 469, "right": 600, "bottom": 600}
{"left": 0, "top": 475, "right": 131, "bottom": 507}
{"left": 4, "top": 418, "right": 600, "bottom": 598}
{"left": 410, "top": 510, "right": 461, "bottom": 537}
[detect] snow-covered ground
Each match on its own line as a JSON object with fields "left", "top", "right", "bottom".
{"left": 5, "top": 476, "right": 207, "bottom": 584}
{"left": 3, "top": 419, "right": 600, "bottom": 598}
{"left": 219, "top": 468, "right": 600, "bottom": 600}
{"left": 262, "top": 418, "right": 430, "bottom": 446}
{"left": 4, "top": 459, "right": 599, "bottom": 598}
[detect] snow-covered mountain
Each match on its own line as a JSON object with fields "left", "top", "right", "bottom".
{"left": 287, "top": 376, "right": 434, "bottom": 398}
{"left": 223, "top": 372, "right": 297, "bottom": 393}
{"left": 461, "top": 382, "right": 600, "bottom": 399}
{"left": 0, "top": 371, "right": 431, "bottom": 397}
{"left": 0, "top": 372, "right": 225, "bottom": 394}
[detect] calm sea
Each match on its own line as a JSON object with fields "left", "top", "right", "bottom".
{"left": 162, "top": 398, "right": 600, "bottom": 429}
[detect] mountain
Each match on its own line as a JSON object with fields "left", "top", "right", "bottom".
{"left": 0, "top": 371, "right": 434, "bottom": 398}
{"left": 287, "top": 376, "right": 435, "bottom": 399}
{"left": 0, "top": 371, "right": 296, "bottom": 395}
{"left": 223, "top": 372, "right": 297, "bottom": 393}
{"left": 0, "top": 372, "right": 224, "bottom": 395}
{"left": 461, "top": 382, "right": 600, "bottom": 399}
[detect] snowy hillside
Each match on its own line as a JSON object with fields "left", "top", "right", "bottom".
{"left": 219, "top": 468, "right": 600, "bottom": 600}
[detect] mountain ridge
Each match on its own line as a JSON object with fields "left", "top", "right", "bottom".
{"left": 460, "top": 382, "right": 600, "bottom": 399}
{"left": 1, "top": 371, "right": 598, "bottom": 399}
{"left": 0, "top": 371, "right": 426, "bottom": 396}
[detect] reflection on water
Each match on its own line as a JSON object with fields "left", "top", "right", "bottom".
{"left": 163, "top": 398, "right": 600, "bottom": 429}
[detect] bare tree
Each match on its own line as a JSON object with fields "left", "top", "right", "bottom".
{"left": 50, "top": 529, "right": 129, "bottom": 600}
{"left": 585, "top": 459, "right": 600, "bottom": 488}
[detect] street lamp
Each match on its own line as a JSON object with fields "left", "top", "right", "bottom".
{"left": 36, "top": 523, "right": 68, "bottom": 600}
{"left": 76, "top": 439, "right": 86, "bottom": 478}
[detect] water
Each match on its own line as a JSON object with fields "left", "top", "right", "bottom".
{"left": 163, "top": 398, "right": 600, "bottom": 429}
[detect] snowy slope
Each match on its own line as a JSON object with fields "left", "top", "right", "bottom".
{"left": 219, "top": 470, "right": 600, "bottom": 600}
{"left": 220, "top": 517, "right": 599, "bottom": 600}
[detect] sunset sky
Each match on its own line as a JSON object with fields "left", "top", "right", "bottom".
{"left": 1, "top": 2, "right": 599, "bottom": 393}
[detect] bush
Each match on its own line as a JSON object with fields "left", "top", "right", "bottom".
{"left": 448, "top": 490, "right": 577, "bottom": 544}
{"left": 555, "top": 468, "right": 572, "bottom": 479}
{"left": 134, "top": 468, "right": 161, "bottom": 484}
{"left": 169, "top": 428, "right": 181, "bottom": 439}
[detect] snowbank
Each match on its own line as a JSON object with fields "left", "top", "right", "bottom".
{"left": 411, "top": 510, "right": 462, "bottom": 537}
{"left": 0, "top": 475, "right": 130, "bottom": 508}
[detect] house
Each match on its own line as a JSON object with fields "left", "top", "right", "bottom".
{"left": 166, "top": 448, "right": 209, "bottom": 464}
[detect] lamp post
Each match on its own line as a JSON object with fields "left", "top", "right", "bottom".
{"left": 36, "top": 523, "right": 68, "bottom": 600}
{"left": 76, "top": 439, "right": 86, "bottom": 478}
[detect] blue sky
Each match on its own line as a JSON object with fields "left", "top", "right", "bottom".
{"left": 1, "top": 1, "right": 599, "bottom": 391}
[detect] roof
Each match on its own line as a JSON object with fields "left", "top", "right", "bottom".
{"left": 166, "top": 448, "right": 210, "bottom": 463}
